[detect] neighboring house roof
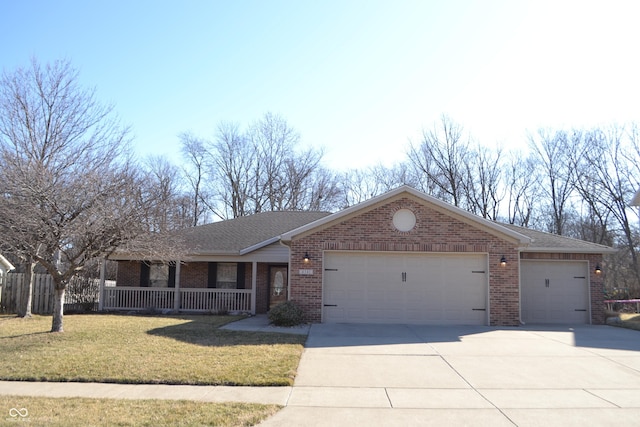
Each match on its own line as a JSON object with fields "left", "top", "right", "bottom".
{"left": 179, "top": 211, "right": 332, "bottom": 255}
{"left": 0, "top": 254, "right": 15, "bottom": 272}
{"left": 281, "top": 185, "right": 532, "bottom": 245}
{"left": 501, "top": 223, "right": 616, "bottom": 253}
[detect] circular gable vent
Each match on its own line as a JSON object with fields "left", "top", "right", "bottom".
{"left": 392, "top": 209, "right": 416, "bottom": 232}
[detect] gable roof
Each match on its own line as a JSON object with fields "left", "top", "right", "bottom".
{"left": 501, "top": 224, "right": 616, "bottom": 253}
{"left": 281, "top": 185, "right": 532, "bottom": 245}
{"left": 179, "top": 211, "right": 331, "bottom": 255}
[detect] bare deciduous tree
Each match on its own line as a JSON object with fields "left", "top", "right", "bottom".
{"left": 504, "top": 152, "right": 539, "bottom": 227}
{"left": 191, "top": 113, "right": 335, "bottom": 218}
{"left": 408, "top": 115, "right": 470, "bottom": 206}
{"left": 574, "top": 125, "right": 640, "bottom": 292}
{"left": 0, "top": 58, "right": 181, "bottom": 332}
{"left": 180, "top": 131, "right": 212, "bottom": 226}
{"left": 528, "top": 129, "right": 577, "bottom": 235}
{"left": 463, "top": 144, "right": 504, "bottom": 220}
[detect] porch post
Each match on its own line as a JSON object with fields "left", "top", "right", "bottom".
{"left": 251, "top": 261, "right": 257, "bottom": 315}
{"left": 174, "top": 261, "right": 181, "bottom": 311}
{"left": 98, "top": 258, "right": 106, "bottom": 311}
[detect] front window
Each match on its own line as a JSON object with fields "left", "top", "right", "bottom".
{"left": 149, "top": 264, "right": 169, "bottom": 287}
{"left": 216, "top": 263, "right": 237, "bottom": 289}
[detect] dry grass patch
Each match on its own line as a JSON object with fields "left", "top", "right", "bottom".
{"left": 619, "top": 313, "right": 640, "bottom": 331}
{"left": 0, "top": 314, "right": 306, "bottom": 385}
{"left": 0, "top": 395, "right": 279, "bottom": 426}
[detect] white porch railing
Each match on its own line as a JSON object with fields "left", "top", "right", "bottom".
{"left": 181, "top": 288, "right": 251, "bottom": 313}
{"left": 102, "top": 287, "right": 252, "bottom": 313}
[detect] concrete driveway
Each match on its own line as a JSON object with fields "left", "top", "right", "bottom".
{"left": 260, "top": 323, "right": 640, "bottom": 426}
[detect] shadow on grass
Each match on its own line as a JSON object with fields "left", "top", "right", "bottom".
{"left": 146, "top": 318, "right": 306, "bottom": 347}
{"left": 4, "top": 331, "right": 51, "bottom": 339}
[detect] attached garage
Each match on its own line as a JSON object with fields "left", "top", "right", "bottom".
{"left": 521, "top": 260, "right": 590, "bottom": 324}
{"left": 281, "top": 186, "right": 611, "bottom": 326}
{"left": 322, "top": 251, "right": 488, "bottom": 325}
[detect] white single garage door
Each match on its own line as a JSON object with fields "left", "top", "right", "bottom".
{"left": 520, "top": 260, "right": 590, "bottom": 324}
{"left": 322, "top": 251, "right": 488, "bottom": 325}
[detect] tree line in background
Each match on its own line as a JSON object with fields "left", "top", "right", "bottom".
{"left": 1, "top": 59, "right": 639, "bottom": 334}
{"left": 169, "top": 116, "right": 640, "bottom": 298}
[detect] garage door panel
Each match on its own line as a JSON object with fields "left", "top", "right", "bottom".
{"left": 521, "top": 261, "right": 589, "bottom": 324}
{"left": 323, "top": 252, "right": 487, "bottom": 325}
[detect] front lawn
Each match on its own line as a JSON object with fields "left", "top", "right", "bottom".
{"left": 0, "top": 395, "right": 279, "bottom": 427}
{"left": 0, "top": 314, "right": 306, "bottom": 386}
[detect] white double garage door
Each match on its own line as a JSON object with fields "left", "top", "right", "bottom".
{"left": 322, "top": 252, "right": 590, "bottom": 325}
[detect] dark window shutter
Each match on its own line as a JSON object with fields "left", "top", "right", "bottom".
{"left": 168, "top": 265, "right": 176, "bottom": 288}
{"left": 207, "top": 262, "right": 217, "bottom": 288}
{"left": 236, "top": 263, "right": 246, "bottom": 289}
{"left": 140, "top": 263, "right": 150, "bottom": 287}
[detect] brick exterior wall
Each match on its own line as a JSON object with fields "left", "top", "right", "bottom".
{"left": 289, "top": 196, "right": 522, "bottom": 326}
{"left": 521, "top": 252, "right": 605, "bottom": 324}
{"left": 180, "top": 263, "right": 208, "bottom": 288}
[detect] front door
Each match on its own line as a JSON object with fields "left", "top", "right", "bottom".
{"left": 269, "top": 266, "right": 288, "bottom": 309}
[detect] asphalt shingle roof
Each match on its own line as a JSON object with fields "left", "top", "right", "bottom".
{"left": 500, "top": 223, "right": 614, "bottom": 253}
{"left": 179, "top": 211, "right": 331, "bottom": 255}
{"left": 177, "top": 210, "right": 613, "bottom": 256}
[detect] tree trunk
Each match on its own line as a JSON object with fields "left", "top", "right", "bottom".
{"left": 17, "top": 260, "right": 35, "bottom": 318}
{"left": 51, "top": 287, "right": 65, "bottom": 332}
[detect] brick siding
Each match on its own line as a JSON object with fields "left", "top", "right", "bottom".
{"left": 289, "top": 196, "right": 523, "bottom": 326}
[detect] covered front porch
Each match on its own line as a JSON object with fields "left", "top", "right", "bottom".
{"left": 101, "top": 258, "right": 289, "bottom": 314}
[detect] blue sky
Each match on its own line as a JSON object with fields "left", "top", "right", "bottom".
{"left": 2, "top": 1, "right": 639, "bottom": 170}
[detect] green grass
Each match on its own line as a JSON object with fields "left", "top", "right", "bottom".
{"left": 0, "top": 395, "right": 280, "bottom": 427}
{"left": 0, "top": 314, "right": 306, "bottom": 386}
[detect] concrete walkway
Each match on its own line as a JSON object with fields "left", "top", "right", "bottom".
{"left": 4, "top": 317, "right": 640, "bottom": 426}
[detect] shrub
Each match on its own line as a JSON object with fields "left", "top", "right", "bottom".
{"left": 268, "top": 301, "right": 304, "bottom": 326}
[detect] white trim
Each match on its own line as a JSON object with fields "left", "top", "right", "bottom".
{"left": 251, "top": 262, "right": 257, "bottom": 314}
{"left": 173, "top": 260, "right": 181, "bottom": 311}
{"left": 0, "top": 254, "right": 15, "bottom": 272}
{"left": 240, "top": 236, "right": 281, "bottom": 255}
{"left": 519, "top": 246, "right": 616, "bottom": 254}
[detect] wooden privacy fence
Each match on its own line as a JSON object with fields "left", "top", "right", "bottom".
{"left": 0, "top": 273, "right": 114, "bottom": 315}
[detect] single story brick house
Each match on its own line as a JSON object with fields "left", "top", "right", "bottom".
{"left": 107, "top": 186, "right": 613, "bottom": 326}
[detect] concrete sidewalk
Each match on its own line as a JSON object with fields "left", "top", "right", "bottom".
{"left": 0, "top": 381, "right": 291, "bottom": 405}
